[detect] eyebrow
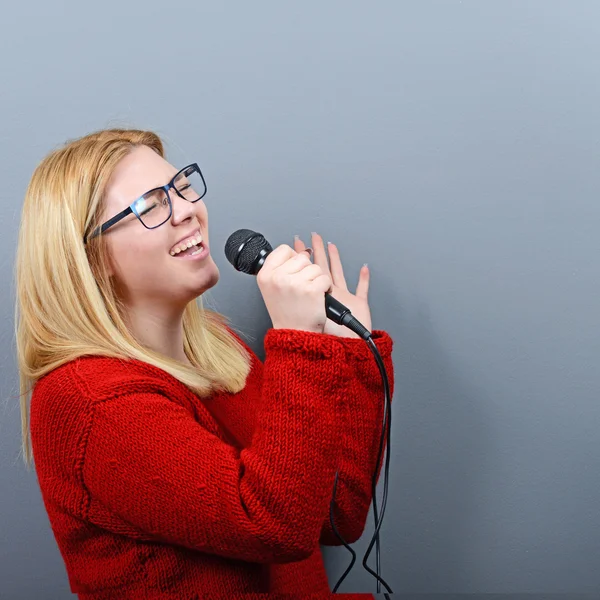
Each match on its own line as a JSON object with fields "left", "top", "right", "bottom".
{"left": 137, "top": 171, "right": 179, "bottom": 197}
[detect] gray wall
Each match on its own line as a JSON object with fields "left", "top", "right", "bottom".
{"left": 1, "top": 0, "right": 599, "bottom": 597}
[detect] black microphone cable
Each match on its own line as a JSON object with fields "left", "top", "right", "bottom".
{"left": 362, "top": 336, "right": 393, "bottom": 595}
{"left": 330, "top": 334, "right": 393, "bottom": 597}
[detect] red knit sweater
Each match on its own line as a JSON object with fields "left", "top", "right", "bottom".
{"left": 30, "top": 327, "right": 394, "bottom": 599}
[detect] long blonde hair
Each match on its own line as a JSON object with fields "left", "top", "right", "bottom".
{"left": 15, "top": 128, "right": 251, "bottom": 465}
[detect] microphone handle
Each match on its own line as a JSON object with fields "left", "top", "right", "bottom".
{"left": 325, "top": 293, "right": 371, "bottom": 340}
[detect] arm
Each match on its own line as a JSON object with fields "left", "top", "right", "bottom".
{"left": 319, "top": 329, "right": 395, "bottom": 545}
{"left": 81, "top": 329, "right": 352, "bottom": 564}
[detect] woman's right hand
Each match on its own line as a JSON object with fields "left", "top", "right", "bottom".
{"left": 257, "top": 245, "right": 332, "bottom": 334}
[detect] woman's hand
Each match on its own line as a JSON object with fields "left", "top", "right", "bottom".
{"left": 293, "top": 232, "right": 371, "bottom": 338}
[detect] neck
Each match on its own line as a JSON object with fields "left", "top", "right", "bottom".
{"left": 123, "top": 300, "right": 191, "bottom": 365}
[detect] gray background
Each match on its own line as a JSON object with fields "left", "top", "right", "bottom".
{"left": 1, "top": 0, "right": 599, "bottom": 597}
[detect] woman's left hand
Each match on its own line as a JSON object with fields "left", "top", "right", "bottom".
{"left": 293, "top": 232, "right": 371, "bottom": 338}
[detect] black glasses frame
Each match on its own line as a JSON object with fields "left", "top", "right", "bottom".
{"left": 83, "top": 163, "right": 207, "bottom": 244}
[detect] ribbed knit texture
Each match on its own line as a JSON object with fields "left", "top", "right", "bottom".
{"left": 30, "top": 328, "right": 394, "bottom": 599}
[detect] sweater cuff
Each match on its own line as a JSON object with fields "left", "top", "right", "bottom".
{"left": 338, "top": 329, "right": 394, "bottom": 361}
{"left": 263, "top": 328, "right": 347, "bottom": 360}
{"left": 336, "top": 329, "right": 394, "bottom": 393}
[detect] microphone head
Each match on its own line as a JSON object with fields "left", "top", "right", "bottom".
{"left": 224, "top": 228, "right": 273, "bottom": 274}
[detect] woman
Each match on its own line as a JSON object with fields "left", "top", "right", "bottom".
{"left": 16, "top": 128, "right": 394, "bottom": 599}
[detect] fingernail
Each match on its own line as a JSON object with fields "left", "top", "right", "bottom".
{"left": 304, "top": 247, "right": 313, "bottom": 256}
{"left": 363, "top": 263, "right": 369, "bottom": 268}
{"left": 294, "top": 234, "right": 299, "bottom": 240}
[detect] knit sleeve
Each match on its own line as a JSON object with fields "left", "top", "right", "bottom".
{"left": 81, "top": 330, "right": 350, "bottom": 564}
{"left": 318, "top": 329, "right": 395, "bottom": 546}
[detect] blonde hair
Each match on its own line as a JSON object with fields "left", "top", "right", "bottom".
{"left": 15, "top": 128, "right": 251, "bottom": 465}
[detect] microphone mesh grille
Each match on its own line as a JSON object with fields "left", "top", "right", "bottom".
{"left": 224, "top": 229, "right": 272, "bottom": 274}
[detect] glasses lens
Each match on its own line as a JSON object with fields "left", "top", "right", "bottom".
{"left": 173, "top": 166, "right": 206, "bottom": 202}
{"left": 135, "top": 189, "right": 171, "bottom": 228}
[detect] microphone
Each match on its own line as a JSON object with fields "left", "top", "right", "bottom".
{"left": 224, "top": 228, "right": 372, "bottom": 340}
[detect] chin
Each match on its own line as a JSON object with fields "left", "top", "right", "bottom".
{"left": 191, "top": 263, "right": 220, "bottom": 298}
{"left": 206, "top": 265, "right": 220, "bottom": 290}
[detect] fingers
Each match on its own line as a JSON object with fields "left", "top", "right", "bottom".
{"left": 325, "top": 241, "right": 348, "bottom": 291}
{"left": 295, "top": 233, "right": 349, "bottom": 291}
{"left": 355, "top": 264, "right": 370, "bottom": 299}
{"left": 311, "top": 273, "right": 334, "bottom": 295}
{"left": 300, "top": 263, "right": 327, "bottom": 282}
{"left": 309, "top": 232, "right": 330, "bottom": 276}
{"left": 293, "top": 235, "right": 313, "bottom": 260}
{"left": 293, "top": 232, "right": 369, "bottom": 298}
{"left": 262, "top": 244, "right": 297, "bottom": 273}
{"left": 293, "top": 235, "right": 307, "bottom": 253}
{"left": 283, "top": 252, "right": 314, "bottom": 275}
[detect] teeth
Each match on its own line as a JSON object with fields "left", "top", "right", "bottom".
{"left": 170, "top": 235, "right": 203, "bottom": 256}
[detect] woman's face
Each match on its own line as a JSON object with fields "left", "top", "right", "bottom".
{"left": 100, "top": 145, "right": 219, "bottom": 309}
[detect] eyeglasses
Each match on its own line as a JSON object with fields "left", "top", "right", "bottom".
{"left": 83, "top": 163, "right": 207, "bottom": 244}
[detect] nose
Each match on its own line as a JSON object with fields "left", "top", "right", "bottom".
{"left": 169, "top": 191, "right": 195, "bottom": 226}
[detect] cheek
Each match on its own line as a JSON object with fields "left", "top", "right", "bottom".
{"left": 196, "top": 203, "right": 209, "bottom": 237}
{"left": 108, "top": 235, "right": 167, "bottom": 288}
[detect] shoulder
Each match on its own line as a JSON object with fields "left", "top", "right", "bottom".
{"left": 32, "top": 355, "right": 188, "bottom": 411}
{"left": 30, "top": 356, "right": 196, "bottom": 452}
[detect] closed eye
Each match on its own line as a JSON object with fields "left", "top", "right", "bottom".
{"left": 138, "top": 203, "right": 158, "bottom": 216}
{"left": 138, "top": 195, "right": 168, "bottom": 216}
